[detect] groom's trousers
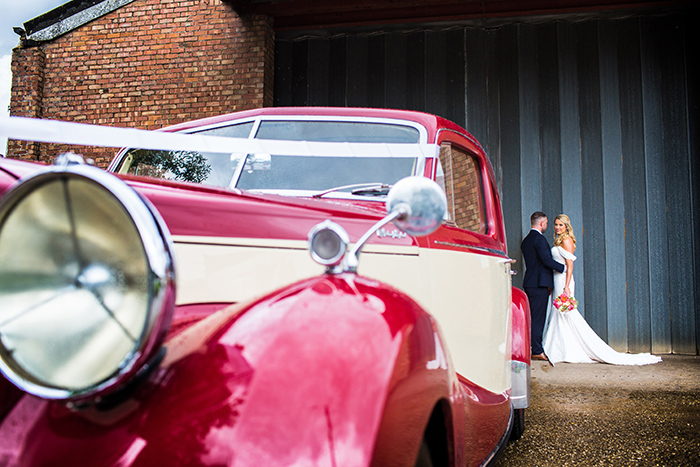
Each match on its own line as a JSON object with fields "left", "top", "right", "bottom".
{"left": 525, "top": 286, "right": 550, "bottom": 356}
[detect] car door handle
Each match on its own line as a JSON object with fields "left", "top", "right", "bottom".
{"left": 500, "top": 258, "right": 517, "bottom": 275}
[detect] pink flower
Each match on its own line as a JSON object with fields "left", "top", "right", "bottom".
{"left": 553, "top": 294, "right": 578, "bottom": 313}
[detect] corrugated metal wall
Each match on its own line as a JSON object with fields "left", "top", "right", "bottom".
{"left": 274, "top": 10, "right": 699, "bottom": 354}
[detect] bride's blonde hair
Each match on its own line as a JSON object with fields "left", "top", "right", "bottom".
{"left": 553, "top": 214, "right": 577, "bottom": 246}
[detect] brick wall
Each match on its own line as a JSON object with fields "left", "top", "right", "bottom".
{"left": 8, "top": 0, "right": 274, "bottom": 167}
{"left": 452, "top": 148, "right": 486, "bottom": 234}
{"left": 439, "top": 143, "right": 486, "bottom": 234}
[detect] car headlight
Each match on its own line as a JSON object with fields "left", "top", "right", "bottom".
{"left": 308, "top": 220, "right": 349, "bottom": 270}
{"left": 0, "top": 160, "right": 175, "bottom": 401}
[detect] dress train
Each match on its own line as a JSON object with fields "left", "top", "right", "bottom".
{"left": 543, "top": 246, "right": 661, "bottom": 365}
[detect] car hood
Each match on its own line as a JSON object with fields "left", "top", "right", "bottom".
{"left": 122, "top": 174, "right": 403, "bottom": 244}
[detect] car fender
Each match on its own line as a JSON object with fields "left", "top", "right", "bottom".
{"left": 370, "top": 308, "right": 456, "bottom": 466}
{"left": 179, "top": 273, "right": 420, "bottom": 467}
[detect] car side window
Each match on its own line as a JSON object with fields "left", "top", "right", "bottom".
{"left": 438, "top": 143, "right": 487, "bottom": 234}
{"left": 435, "top": 150, "right": 452, "bottom": 222}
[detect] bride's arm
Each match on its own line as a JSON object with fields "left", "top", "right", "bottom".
{"left": 562, "top": 238, "right": 575, "bottom": 296}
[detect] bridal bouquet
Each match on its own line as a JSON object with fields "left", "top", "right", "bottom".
{"left": 553, "top": 294, "right": 578, "bottom": 313}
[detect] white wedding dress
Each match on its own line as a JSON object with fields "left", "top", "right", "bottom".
{"left": 543, "top": 246, "right": 661, "bottom": 365}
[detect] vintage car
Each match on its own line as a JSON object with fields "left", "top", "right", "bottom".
{"left": 0, "top": 107, "right": 531, "bottom": 466}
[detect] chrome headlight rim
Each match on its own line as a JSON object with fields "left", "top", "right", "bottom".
{"left": 308, "top": 220, "right": 349, "bottom": 269}
{"left": 0, "top": 162, "right": 176, "bottom": 402}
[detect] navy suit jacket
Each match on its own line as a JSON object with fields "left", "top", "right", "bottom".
{"left": 521, "top": 229, "right": 565, "bottom": 288}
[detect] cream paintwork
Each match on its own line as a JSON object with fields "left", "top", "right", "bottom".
{"left": 172, "top": 235, "right": 511, "bottom": 394}
{"left": 417, "top": 248, "right": 512, "bottom": 394}
{"left": 172, "top": 236, "right": 421, "bottom": 305}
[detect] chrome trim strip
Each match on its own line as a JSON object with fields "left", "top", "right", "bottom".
{"left": 434, "top": 240, "right": 506, "bottom": 256}
{"left": 171, "top": 235, "right": 419, "bottom": 255}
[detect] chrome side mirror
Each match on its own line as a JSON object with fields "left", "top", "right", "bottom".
{"left": 386, "top": 176, "right": 446, "bottom": 237}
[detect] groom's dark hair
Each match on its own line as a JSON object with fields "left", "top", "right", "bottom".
{"left": 530, "top": 211, "right": 547, "bottom": 226}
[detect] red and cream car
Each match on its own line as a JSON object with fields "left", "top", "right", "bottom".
{"left": 0, "top": 108, "right": 531, "bottom": 466}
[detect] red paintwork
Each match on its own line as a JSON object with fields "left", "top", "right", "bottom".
{"left": 131, "top": 178, "right": 411, "bottom": 247}
{"left": 0, "top": 274, "right": 508, "bottom": 466}
{"left": 0, "top": 108, "right": 528, "bottom": 466}
{"left": 0, "top": 157, "right": 42, "bottom": 194}
{"left": 511, "top": 287, "right": 532, "bottom": 364}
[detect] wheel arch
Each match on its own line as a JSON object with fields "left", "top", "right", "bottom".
{"left": 420, "top": 398, "right": 454, "bottom": 466}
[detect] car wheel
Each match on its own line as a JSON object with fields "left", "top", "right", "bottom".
{"left": 510, "top": 408, "right": 526, "bottom": 441}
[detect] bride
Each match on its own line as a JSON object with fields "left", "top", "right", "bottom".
{"left": 543, "top": 214, "right": 661, "bottom": 365}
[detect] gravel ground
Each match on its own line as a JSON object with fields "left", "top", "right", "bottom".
{"left": 496, "top": 355, "right": 700, "bottom": 466}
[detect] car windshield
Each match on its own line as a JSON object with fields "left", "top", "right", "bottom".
{"left": 237, "top": 155, "right": 415, "bottom": 192}
{"left": 112, "top": 119, "right": 423, "bottom": 197}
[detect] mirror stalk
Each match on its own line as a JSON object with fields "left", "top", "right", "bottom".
{"left": 343, "top": 206, "right": 409, "bottom": 273}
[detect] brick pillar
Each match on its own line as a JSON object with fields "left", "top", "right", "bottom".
{"left": 8, "top": 46, "right": 45, "bottom": 161}
{"left": 259, "top": 14, "right": 275, "bottom": 108}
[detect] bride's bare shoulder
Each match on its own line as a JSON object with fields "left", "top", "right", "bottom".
{"left": 562, "top": 237, "right": 575, "bottom": 253}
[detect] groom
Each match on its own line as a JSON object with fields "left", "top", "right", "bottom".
{"left": 521, "top": 211, "right": 565, "bottom": 362}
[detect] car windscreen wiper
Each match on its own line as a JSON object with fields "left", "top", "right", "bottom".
{"left": 312, "top": 183, "right": 390, "bottom": 198}
{"left": 351, "top": 185, "right": 392, "bottom": 196}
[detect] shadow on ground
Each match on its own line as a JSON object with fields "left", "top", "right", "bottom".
{"left": 497, "top": 355, "right": 700, "bottom": 466}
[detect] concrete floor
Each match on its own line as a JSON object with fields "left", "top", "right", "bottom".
{"left": 496, "top": 355, "right": 700, "bottom": 466}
